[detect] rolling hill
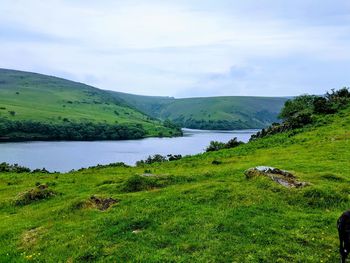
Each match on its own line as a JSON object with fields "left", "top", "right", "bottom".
{"left": 0, "top": 94, "right": 349, "bottom": 261}
{"left": 0, "top": 69, "right": 181, "bottom": 141}
{"left": 111, "top": 92, "right": 288, "bottom": 130}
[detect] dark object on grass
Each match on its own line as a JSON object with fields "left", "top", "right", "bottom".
{"left": 338, "top": 210, "right": 350, "bottom": 263}
{"left": 90, "top": 196, "right": 118, "bottom": 211}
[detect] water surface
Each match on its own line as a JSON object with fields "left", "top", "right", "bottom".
{"left": 0, "top": 129, "right": 258, "bottom": 172}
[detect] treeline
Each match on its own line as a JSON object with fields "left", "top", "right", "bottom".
{"left": 171, "top": 110, "right": 278, "bottom": 130}
{"left": 174, "top": 119, "right": 252, "bottom": 130}
{"left": 0, "top": 119, "right": 147, "bottom": 141}
{"left": 250, "top": 88, "right": 350, "bottom": 140}
{"left": 136, "top": 154, "right": 183, "bottom": 166}
{"left": 0, "top": 162, "right": 52, "bottom": 173}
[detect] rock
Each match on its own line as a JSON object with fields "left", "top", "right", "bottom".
{"left": 140, "top": 173, "right": 157, "bottom": 177}
{"left": 244, "top": 166, "right": 309, "bottom": 188}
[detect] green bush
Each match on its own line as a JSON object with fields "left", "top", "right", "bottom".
{"left": 15, "top": 184, "right": 56, "bottom": 206}
{"left": 206, "top": 137, "right": 244, "bottom": 152}
{"left": 0, "top": 162, "right": 30, "bottom": 173}
{"left": 251, "top": 87, "right": 350, "bottom": 140}
{"left": 206, "top": 141, "right": 226, "bottom": 152}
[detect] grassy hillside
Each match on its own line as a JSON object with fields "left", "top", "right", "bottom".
{"left": 112, "top": 92, "right": 288, "bottom": 130}
{"left": 1, "top": 105, "right": 349, "bottom": 261}
{"left": 0, "top": 69, "right": 181, "bottom": 140}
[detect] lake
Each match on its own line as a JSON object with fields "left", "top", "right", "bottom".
{"left": 0, "top": 129, "right": 258, "bottom": 172}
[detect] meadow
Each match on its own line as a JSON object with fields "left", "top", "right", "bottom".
{"left": 0, "top": 105, "right": 349, "bottom": 262}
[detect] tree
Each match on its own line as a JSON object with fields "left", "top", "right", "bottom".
{"left": 206, "top": 141, "right": 226, "bottom": 152}
{"left": 279, "top": 95, "right": 316, "bottom": 122}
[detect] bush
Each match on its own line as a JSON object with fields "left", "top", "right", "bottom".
{"left": 225, "top": 137, "right": 244, "bottom": 148}
{"left": 206, "top": 137, "right": 244, "bottom": 152}
{"left": 279, "top": 95, "right": 316, "bottom": 123}
{"left": 251, "top": 87, "right": 350, "bottom": 140}
{"left": 206, "top": 141, "right": 226, "bottom": 152}
{"left": 15, "top": 184, "right": 56, "bottom": 205}
{"left": 0, "top": 162, "right": 31, "bottom": 173}
{"left": 136, "top": 154, "right": 182, "bottom": 166}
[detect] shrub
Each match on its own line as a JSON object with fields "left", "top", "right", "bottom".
{"left": 15, "top": 184, "right": 56, "bottom": 206}
{"left": 136, "top": 154, "right": 181, "bottom": 166}
{"left": 206, "top": 141, "right": 226, "bottom": 152}
{"left": 251, "top": 87, "right": 350, "bottom": 140}
{"left": 206, "top": 137, "right": 244, "bottom": 152}
{"left": 0, "top": 162, "right": 31, "bottom": 173}
{"left": 225, "top": 137, "right": 244, "bottom": 148}
{"left": 279, "top": 95, "right": 316, "bottom": 122}
{"left": 167, "top": 154, "right": 182, "bottom": 161}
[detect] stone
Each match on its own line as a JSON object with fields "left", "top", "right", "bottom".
{"left": 244, "top": 166, "right": 309, "bottom": 188}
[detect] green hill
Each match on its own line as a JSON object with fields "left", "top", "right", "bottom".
{"left": 111, "top": 92, "right": 288, "bottom": 130}
{"left": 0, "top": 96, "right": 349, "bottom": 261}
{"left": 0, "top": 69, "right": 181, "bottom": 141}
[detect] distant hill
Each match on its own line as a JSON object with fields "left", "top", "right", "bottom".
{"left": 0, "top": 69, "right": 181, "bottom": 141}
{"left": 110, "top": 92, "right": 288, "bottom": 130}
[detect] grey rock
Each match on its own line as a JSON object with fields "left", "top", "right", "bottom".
{"left": 245, "top": 166, "right": 309, "bottom": 188}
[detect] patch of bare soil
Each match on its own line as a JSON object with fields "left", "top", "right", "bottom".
{"left": 88, "top": 196, "right": 119, "bottom": 211}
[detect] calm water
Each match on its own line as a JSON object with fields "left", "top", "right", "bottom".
{"left": 0, "top": 129, "right": 258, "bottom": 172}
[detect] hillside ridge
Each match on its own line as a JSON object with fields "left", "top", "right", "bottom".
{"left": 0, "top": 69, "right": 181, "bottom": 141}
{"left": 110, "top": 91, "right": 288, "bottom": 130}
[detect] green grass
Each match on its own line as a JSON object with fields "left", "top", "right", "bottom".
{"left": 111, "top": 91, "right": 288, "bottom": 129}
{"left": 0, "top": 69, "right": 178, "bottom": 138}
{"left": 1, "top": 106, "right": 349, "bottom": 261}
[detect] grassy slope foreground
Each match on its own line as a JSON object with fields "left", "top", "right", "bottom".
{"left": 111, "top": 91, "right": 288, "bottom": 130}
{"left": 0, "top": 69, "right": 180, "bottom": 140}
{"left": 0, "top": 107, "right": 349, "bottom": 261}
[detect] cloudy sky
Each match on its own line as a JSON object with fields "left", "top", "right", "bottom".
{"left": 1, "top": 0, "right": 349, "bottom": 97}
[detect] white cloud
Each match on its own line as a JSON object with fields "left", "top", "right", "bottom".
{"left": 0, "top": 0, "right": 349, "bottom": 97}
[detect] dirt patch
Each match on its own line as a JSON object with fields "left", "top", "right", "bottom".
{"left": 87, "top": 196, "right": 119, "bottom": 211}
{"left": 20, "top": 227, "right": 45, "bottom": 249}
{"left": 15, "top": 184, "right": 56, "bottom": 205}
{"left": 245, "top": 166, "right": 309, "bottom": 188}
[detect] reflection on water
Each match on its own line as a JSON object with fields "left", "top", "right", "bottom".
{"left": 0, "top": 128, "right": 258, "bottom": 172}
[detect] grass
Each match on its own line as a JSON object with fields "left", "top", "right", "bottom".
{"left": 0, "top": 69, "right": 179, "bottom": 138}
{"left": 0, "top": 106, "right": 349, "bottom": 261}
{"left": 111, "top": 91, "right": 288, "bottom": 129}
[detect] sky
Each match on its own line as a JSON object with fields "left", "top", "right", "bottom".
{"left": 0, "top": 0, "right": 349, "bottom": 98}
